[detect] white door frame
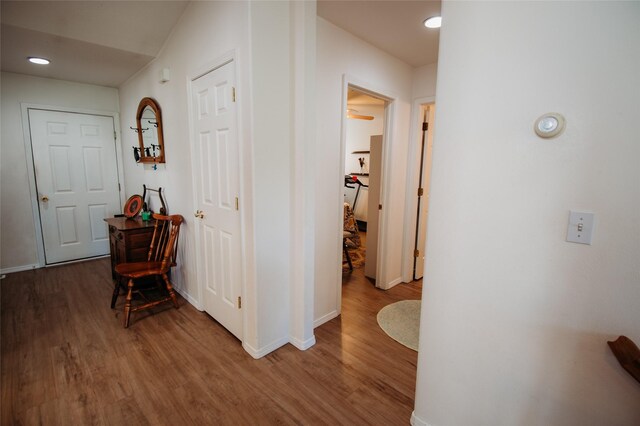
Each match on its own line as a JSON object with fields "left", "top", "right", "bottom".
{"left": 402, "top": 96, "right": 436, "bottom": 282}
{"left": 187, "top": 50, "right": 249, "bottom": 342}
{"left": 20, "top": 103, "right": 125, "bottom": 268}
{"left": 337, "top": 74, "right": 398, "bottom": 312}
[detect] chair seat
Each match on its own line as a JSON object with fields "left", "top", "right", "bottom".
{"left": 115, "top": 261, "right": 167, "bottom": 279}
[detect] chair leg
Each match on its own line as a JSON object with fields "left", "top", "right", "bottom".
{"left": 123, "top": 279, "right": 134, "bottom": 328}
{"left": 110, "top": 278, "right": 120, "bottom": 309}
{"left": 343, "top": 239, "right": 353, "bottom": 271}
{"left": 163, "top": 274, "right": 179, "bottom": 309}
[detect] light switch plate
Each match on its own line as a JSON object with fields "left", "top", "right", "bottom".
{"left": 566, "top": 211, "right": 595, "bottom": 245}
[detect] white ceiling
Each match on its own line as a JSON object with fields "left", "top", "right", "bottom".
{"left": 317, "top": 0, "right": 441, "bottom": 68}
{"left": 0, "top": 1, "right": 440, "bottom": 88}
{"left": 1, "top": 1, "right": 189, "bottom": 87}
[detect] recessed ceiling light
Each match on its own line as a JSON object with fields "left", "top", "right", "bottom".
{"left": 423, "top": 16, "right": 442, "bottom": 29}
{"left": 28, "top": 57, "right": 50, "bottom": 65}
{"left": 534, "top": 113, "right": 566, "bottom": 138}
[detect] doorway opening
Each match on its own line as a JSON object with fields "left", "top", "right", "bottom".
{"left": 412, "top": 103, "right": 435, "bottom": 281}
{"left": 342, "top": 86, "right": 386, "bottom": 286}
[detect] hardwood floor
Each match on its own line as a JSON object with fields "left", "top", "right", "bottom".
{"left": 1, "top": 258, "right": 422, "bottom": 425}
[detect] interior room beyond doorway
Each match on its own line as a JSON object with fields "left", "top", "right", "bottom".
{"left": 342, "top": 87, "right": 384, "bottom": 283}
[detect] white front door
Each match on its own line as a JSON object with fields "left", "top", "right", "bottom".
{"left": 191, "top": 60, "right": 243, "bottom": 340}
{"left": 28, "top": 109, "right": 120, "bottom": 264}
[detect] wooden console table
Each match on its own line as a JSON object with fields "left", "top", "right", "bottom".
{"left": 104, "top": 217, "right": 156, "bottom": 281}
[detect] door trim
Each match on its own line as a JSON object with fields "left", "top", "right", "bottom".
{"left": 402, "top": 96, "right": 435, "bottom": 282}
{"left": 336, "top": 74, "right": 398, "bottom": 313}
{"left": 20, "top": 103, "right": 125, "bottom": 268}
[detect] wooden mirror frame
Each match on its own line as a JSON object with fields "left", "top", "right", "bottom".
{"left": 136, "top": 97, "right": 165, "bottom": 163}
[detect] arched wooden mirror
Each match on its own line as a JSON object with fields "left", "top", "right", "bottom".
{"left": 136, "top": 97, "right": 165, "bottom": 163}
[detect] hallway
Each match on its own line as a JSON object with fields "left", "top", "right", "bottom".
{"left": 2, "top": 258, "right": 421, "bottom": 424}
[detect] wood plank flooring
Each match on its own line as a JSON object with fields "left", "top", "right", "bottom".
{"left": 1, "top": 258, "right": 422, "bottom": 425}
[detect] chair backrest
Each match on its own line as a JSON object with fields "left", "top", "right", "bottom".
{"left": 147, "top": 214, "right": 184, "bottom": 271}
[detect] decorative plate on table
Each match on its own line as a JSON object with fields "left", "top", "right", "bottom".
{"left": 123, "top": 195, "right": 143, "bottom": 218}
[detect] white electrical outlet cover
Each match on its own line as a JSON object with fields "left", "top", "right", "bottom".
{"left": 566, "top": 211, "right": 595, "bottom": 245}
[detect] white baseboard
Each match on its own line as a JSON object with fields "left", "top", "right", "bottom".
{"left": 242, "top": 335, "right": 289, "bottom": 359}
{"left": 383, "top": 276, "right": 403, "bottom": 290}
{"left": 173, "top": 286, "right": 202, "bottom": 311}
{"left": 313, "top": 310, "right": 339, "bottom": 328}
{"left": 289, "top": 334, "right": 316, "bottom": 351}
{"left": 410, "top": 411, "right": 431, "bottom": 426}
{"left": 0, "top": 264, "right": 39, "bottom": 275}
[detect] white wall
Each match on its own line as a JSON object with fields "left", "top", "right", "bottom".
{"left": 0, "top": 72, "right": 119, "bottom": 272}
{"left": 345, "top": 105, "right": 384, "bottom": 176}
{"left": 314, "top": 17, "right": 414, "bottom": 325}
{"left": 118, "top": 1, "right": 252, "bottom": 323}
{"left": 118, "top": 1, "right": 316, "bottom": 356}
{"left": 413, "top": 1, "right": 640, "bottom": 425}
{"left": 288, "top": 0, "right": 318, "bottom": 351}
{"left": 403, "top": 63, "right": 438, "bottom": 281}
{"left": 412, "top": 62, "right": 438, "bottom": 100}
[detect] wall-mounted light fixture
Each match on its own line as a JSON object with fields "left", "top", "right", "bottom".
{"left": 159, "top": 68, "right": 171, "bottom": 83}
{"left": 534, "top": 112, "right": 566, "bottom": 138}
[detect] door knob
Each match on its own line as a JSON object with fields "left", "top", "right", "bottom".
{"left": 194, "top": 210, "right": 205, "bottom": 219}
{"left": 41, "top": 195, "right": 49, "bottom": 202}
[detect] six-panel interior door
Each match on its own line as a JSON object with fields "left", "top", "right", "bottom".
{"left": 191, "top": 60, "right": 243, "bottom": 340}
{"left": 28, "top": 109, "right": 120, "bottom": 264}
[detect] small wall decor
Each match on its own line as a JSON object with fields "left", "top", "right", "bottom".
{"left": 142, "top": 184, "right": 167, "bottom": 215}
{"left": 123, "top": 194, "right": 143, "bottom": 218}
{"left": 134, "top": 97, "right": 165, "bottom": 163}
{"left": 358, "top": 157, "right": 366, "bottom": 173}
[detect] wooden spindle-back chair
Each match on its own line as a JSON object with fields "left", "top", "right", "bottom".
{"left": 112, "top": 214, "right": 184, "bottom": 328}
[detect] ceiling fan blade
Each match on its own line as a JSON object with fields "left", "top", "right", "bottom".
{"left": 347, "top": 113, "right": 374, "bottom": 121}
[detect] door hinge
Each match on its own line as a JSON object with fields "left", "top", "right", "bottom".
{"left": 235, "top": 197, "right": 239, "bottom": 211}
{"left": 417, "top": 187, "right": 424, "bottom": 197}
{"left": 118, "top": 183, "right": 121, "bottom": 192}
{"left": 414, "top": 249, "right": 420, "bottom": 258}
{"left": 232, "top": 87, "right": 236, "bottom": 102}
{"left": 237, "top": 296, "right": 242, "bottom": 309}
{"left": 114, "top": 131, "right": 117, "bottom": 140}
{"left": 422, "top": 122, "right": 428, "bottom": 131}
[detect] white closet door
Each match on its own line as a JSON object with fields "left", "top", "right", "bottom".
{"left": 191, "top": 60, "right": 243, "bottom": 340}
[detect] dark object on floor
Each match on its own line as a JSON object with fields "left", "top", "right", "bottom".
{"left": 608, "top": 335, "right": 640, "bottom": 384}
{"left": 343, "top": 231, "right": 354, "bottom": 271}
{"left": 113, "top": 214, "right": 183, "bottom": 328}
